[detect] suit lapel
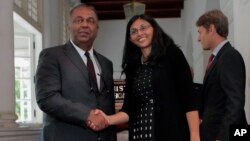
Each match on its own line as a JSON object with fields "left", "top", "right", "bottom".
{"left": 63, "top": 41, "right": 109, "bottom": 91}
{"left": 63, "top": 41, "right": 88, "bottom": 80}
{"left": 203, "top": 42, "right": 231, "bottom": 83}
{"left": 204, "top": 58, "right": 217, "bottom": 81}
{"left": 94, "top": 51, "right": 106, "bottom": 91}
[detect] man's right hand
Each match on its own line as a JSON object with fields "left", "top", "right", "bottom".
{"left": 86, "top": 109, "right": 109, "bottom": 131}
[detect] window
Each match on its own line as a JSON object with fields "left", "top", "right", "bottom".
{"left": 14, "top": 0, "right": 22, "bottom": 8}
{"left": 14, "top": 33, "right": 35, "bottom": 123}
{"left": 14, "top": 12, "right": 43, "bottom": 124}
{"left": 28, "top": 0, "right": 38, "bottom": 22}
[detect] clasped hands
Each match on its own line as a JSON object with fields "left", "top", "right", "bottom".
{"left": 86, "top": 109, "right": 109, "bottom": 131}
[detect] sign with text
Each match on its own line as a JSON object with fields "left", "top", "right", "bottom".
{"left": 114, "top": 80, "right": 126, "bottom": 102}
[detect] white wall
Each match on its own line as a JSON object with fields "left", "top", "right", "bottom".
{"left": 232, "top": 0, "right": 250, "bottom": 123}
{"left": 93, "top": 20, "right": 126, "bottom": 79}
{"left": 181, "top": 0, "right": 207, "bottom": 83}
{"left": 180, "top": 0, "right": 223, "bottom": 83}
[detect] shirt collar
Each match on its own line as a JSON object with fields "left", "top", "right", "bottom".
{"left": 212, "top": 40, "right": 228, "bottom": 56}
{"left": 70, "top": 39, "right": 94, "bottom": 57}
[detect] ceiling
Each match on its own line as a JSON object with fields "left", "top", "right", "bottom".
{"left": 81, "top": 0, "right": 184, "bottom": 20}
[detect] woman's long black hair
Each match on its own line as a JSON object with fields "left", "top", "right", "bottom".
{"left": 122, "top": 14, "right": 178, "bottom": 74}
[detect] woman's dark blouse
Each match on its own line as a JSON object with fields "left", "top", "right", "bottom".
{"left": 130, "top": 63, "right": 155, "bottom": 141}
{"left": 121, "top": 46, "right": 199, "bottom": 141}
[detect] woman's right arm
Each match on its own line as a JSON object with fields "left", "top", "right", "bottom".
{"left": 97, "top": 110, "right": 129, "bottom": 126}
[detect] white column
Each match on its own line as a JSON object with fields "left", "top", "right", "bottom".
{"left": 220, "top": 0, "right": 250, "bottom": 123}
{"left": 0, "top": 0, "right": 18, "bottom": 128}
{"left": 0, "top": 1, "right": 42, "bottom": 140}
{"left": 43, "top": 0, "right": 61, "bottom": 47}
{"left": 232, "top": 0, "right": 250, "bottom": 123}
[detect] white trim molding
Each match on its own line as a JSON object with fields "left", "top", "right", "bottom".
{"left": 0, "top": 127, "right": 41, "bottom": 141}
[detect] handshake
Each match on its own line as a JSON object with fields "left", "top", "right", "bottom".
{"left": 86, "top": 109, "right": 110, "bottom": 131}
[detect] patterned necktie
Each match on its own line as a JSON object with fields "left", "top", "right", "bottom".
{"left": 207, "top": 54, "right": 215, "bottom": 70}
{"left": 85, "top": 52, "right": 98, "bottom": 92}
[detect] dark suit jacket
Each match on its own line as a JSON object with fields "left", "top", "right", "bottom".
{"left": 200, "top": 42, "right": 248, "bottom": 141}
{"left": 35, "top": 41, "right": 117, "bottom": 141}
{"left": 121, "top": 46, "right": 199, "bottom": 141}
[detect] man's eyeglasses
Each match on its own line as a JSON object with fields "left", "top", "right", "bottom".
{"left": 130, "top": 24, "right": 152, "bottom": 36}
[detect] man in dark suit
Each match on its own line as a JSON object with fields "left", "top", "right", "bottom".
{"left": 35, "top": 3, "right": 116, "bottom": 141}
{"left": 196, "top": 9, "right": 248, "bottom": 141}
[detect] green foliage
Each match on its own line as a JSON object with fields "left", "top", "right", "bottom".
{"left": 15, "top": 80, "right": 20, "bottom": 119}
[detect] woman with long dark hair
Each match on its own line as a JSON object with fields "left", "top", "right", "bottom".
{"left": 91, "top": 14, "right": 200, "bottom": 141}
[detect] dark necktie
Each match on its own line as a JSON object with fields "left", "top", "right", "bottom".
{"left": 207, "top": 54, "right": 215, "bottom": 70}
{"left": 85, "top": 52, "right": 98, "bottom": 92}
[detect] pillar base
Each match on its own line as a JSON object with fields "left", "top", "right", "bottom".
{"left": 0, "top": 113, "right": 18, "bottom": 128}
